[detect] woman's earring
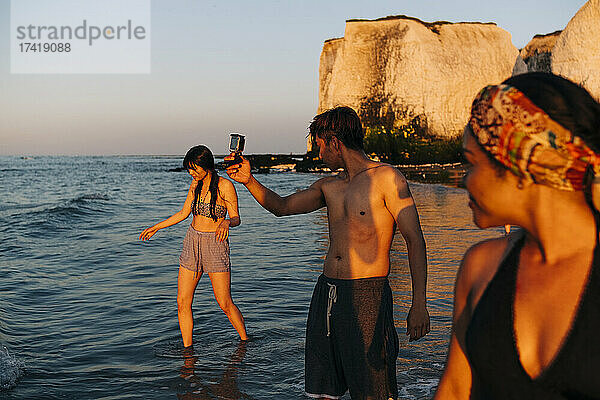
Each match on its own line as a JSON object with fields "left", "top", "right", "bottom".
{"left": 517, "top": 179, "right": 524, "bottom": 189}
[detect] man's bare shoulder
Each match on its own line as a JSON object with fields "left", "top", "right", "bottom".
{"left": 372, "top": 163, "right": 406, "bottom": 180}
{"left": 312, "top": 173, "right": 344, "bottom": 189}
{"left": 368, "top": 163, "right": 409, "bottom": 195}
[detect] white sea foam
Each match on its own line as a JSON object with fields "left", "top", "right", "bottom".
{"left": 0, "top": 345, "right": 24, "bottom": 391}
{"left": 398, "top": 377, "right": 440, "bottom": 399}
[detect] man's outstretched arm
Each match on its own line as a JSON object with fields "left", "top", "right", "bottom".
{"left": 226, "top": 156, "right": 326, "bottom": 216}
{"left": 380, "top": 167, "right": 430, "bottom": 341}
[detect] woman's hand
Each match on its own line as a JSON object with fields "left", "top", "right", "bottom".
{"left": 215, "top": 219, "right": 230, "bottom": 242}
{"left": 140, "top": 226, "right": 159, "bottom": 241}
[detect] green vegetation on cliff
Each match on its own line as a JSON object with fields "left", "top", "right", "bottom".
{"left": 363, "top": 118, "right": 462, "bottom": 165}
{"left": 357, "top": 97, "right": 462, "bottom": 165}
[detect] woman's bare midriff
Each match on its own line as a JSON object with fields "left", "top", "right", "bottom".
{"left": 191, "top": 214, "right": 225, "bottom": 232}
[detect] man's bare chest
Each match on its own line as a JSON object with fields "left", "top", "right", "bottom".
{"left": 322, "top": 180, "right": 382, "bottom": 220}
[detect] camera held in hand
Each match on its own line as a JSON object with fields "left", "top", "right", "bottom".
{"left": 223, "top": 133, "right": 245, "bottom": 168}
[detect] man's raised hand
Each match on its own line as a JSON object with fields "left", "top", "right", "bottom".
{"left": 225, "top": 154, "right": 252, "bottom": 185}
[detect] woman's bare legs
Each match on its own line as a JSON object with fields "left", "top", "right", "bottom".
{"left": 177, "top": 267, "right": 202, "bottom": 347}
{"left": 209, "top": 272, "right": 248, "bottom": 340}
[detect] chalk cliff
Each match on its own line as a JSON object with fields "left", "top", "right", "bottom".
{"left": 552, "top": 0, "right": 600, "bottom": 101}
{"left": 515, "top": 31, "right": 561, "bottom": 74}
{"left": 318, "top": 16, "right": 518, "bottom": 141}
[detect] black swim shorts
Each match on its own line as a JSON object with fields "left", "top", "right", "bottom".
{"left": 305, "top": 274, "right": 399, "bottom": 399}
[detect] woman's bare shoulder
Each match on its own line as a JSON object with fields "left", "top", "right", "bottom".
{"left": 457, "top": 232, "right": 521, "bottom": 308}
{"left": 219, "top": 175, "right": 233, "bottom": 186}
{"left": 217, "top": 176, "right": 237, "bottom": 199}
{"left": 463, "top": 236, "right": 510, "bottom": 269}
{"left": 218, "top": 176, "right": 235, "bottom": 189}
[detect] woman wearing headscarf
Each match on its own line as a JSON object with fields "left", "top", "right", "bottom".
{"left": 435, "top": 72, "right": 600, "bottom": 399}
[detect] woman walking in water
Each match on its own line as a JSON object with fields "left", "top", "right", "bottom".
{"left": 140, "top": 145, "right": 247, "bottom": 346}
{"left": 435, "top": 72, "right": 600, "bottom": 398}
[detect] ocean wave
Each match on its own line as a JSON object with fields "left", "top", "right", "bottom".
{"left": 51, "top": 194, "right": 111, "bottom": 217}
{"left": 43, "top": 203, "right": 101, "bottom": 220}
{"left": 72, "top": 193, "right": 111, "bottom": 202}
{"left": 2, "top": 193, "right": 112, "bottom": 223}
{"left": 0, "top": 168, "right": 25, "bottom": 173}
{"left": 0, "top": 345, "right": 24, "bottom": 391}
{"left": 0, "top": 203, "right": 35, "bottom": 213}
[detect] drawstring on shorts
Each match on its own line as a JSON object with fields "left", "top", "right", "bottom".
{"left": 326, "top": 283, "right": 337, "bottom": 337}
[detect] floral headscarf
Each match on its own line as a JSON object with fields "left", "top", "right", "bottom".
{"left": 469, "top": 84, "right": 600, "bottom": 191}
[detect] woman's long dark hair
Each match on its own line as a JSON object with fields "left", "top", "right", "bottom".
{"left": 182, "top": 145, "right": 221, "bottom": 221}
{"left": 502, "top": 73, "right": 600, "bottom": 212}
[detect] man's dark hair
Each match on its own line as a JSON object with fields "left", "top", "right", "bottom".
{"left": 309, "top": 106, "right": 364, "bottom": 150}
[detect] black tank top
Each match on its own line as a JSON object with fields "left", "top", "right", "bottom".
{"left": 466, "top": 229, "right": 600, "bottom": 399}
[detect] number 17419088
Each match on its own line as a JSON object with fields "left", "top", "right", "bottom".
{"left": 19, "top": 42, "right": 71, "bottom": 52}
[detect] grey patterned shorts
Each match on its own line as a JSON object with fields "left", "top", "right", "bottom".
{"left": 179, "top": 225, "right": 230, "bottom": 274}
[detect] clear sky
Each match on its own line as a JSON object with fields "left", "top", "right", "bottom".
{"left": 0, "top": 0, "right": 589, "bottom": 155}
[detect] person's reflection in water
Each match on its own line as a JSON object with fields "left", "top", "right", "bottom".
{"left": 177, "top": 341, "right": 253, "bottom": 400}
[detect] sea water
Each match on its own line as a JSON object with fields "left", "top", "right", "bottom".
{"left": 0, "top": 155, "right": 502, "bottom": 399}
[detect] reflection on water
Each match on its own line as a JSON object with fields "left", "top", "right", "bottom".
{"left": 399, "top": 164, "right": 467, "bottom": 188}
{"left": 177, "top": 341, "right": 252, "bottom": 400}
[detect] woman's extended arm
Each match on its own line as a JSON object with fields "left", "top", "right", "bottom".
{"left": 214, "top": 178, "right": 240, "bottom": 242}
{"left": 139, "top": 180, "right": 197, "bottom": 241}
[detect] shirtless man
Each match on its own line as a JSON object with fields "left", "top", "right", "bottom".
{"left": 226, "top": 106, "right": 430, "bottom": 399}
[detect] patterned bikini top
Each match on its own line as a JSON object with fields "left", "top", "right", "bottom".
{"left": 192, "top": 201, "right": 227, "bottom": 219}
{"left": 192, "top": 189, "right": 227, "bottom": 219}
